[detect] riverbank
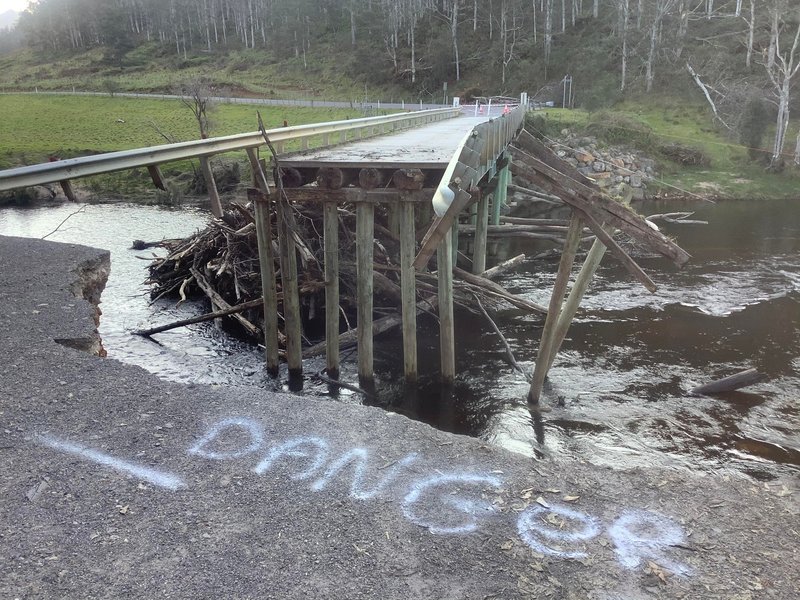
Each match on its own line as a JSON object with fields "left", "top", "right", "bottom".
{"left": 0, "top": 233, "right": 798, "bottom": 598}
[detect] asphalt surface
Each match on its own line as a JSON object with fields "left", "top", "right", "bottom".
{"left": 0, "top": 234, "right": 797, "bottom": 599}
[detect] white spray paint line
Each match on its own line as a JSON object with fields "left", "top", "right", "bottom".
{"left": 38, "top": 434, "right": 186, "bottom": 491}
{"left": 608, "top": 509, "right": 692, "bottom": 577}
{"left": 402, "top": 473, "right": 503, "bottom": 534}
{"left": 517, "top": 503, "right": 601, "bottom": 559}
{"left": 188, "top": 417, "right": 265, "bottom": 460}
{"left": 311, "top": 449, "right": 419, "bottom": 500}
{"left": 253, "top": 437, "right": 330, "bottom": 480}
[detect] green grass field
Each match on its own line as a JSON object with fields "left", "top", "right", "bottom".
{"left": 0, "top": 93, "right": 367, "bottom": 168}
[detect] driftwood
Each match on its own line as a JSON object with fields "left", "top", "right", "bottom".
{"left": 133, "top": 298, "right": 266, "bottom": 337}
{"left": 303, "top": 253, "right": 531, "bottom": 358}
{"left": 690, "top": 368, "right": 766, "bottom": 396}
{"left": 190, "top": 267, "right": 261, "bottom": 337}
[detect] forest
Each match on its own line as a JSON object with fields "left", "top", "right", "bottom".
{"left": 2, "top": 1, "right": 800, "bottom": 167}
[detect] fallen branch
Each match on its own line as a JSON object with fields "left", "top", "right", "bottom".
{"left": 472, "top": 293, "right": 530, "bottom": 381}
{"left": 303, "top": 254, "right": 532, "bottom": 358}
{"left": 133, "top": 298, "right": 265, "bottom": 337}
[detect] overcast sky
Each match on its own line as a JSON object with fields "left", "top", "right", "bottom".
{"left": 0, "top": 0, "right": 28, "bottom": 13}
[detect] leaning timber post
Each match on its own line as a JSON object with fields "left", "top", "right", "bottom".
{"left": 544, "top": 224, "right": 614, "bottom": 374}
{"left": 199, "top": 156, "right": 223, "bottom": 218}
{"left": 527, "top": 213, "right": 584, "bottom": 405}
{"left": 356, "top": 200, "right": 375, "bottom": 383}
{"left": 472, "top": 192, "right": 490, "bottom": 274}
{"left": 323, "top": 201, "right": 340, "bottom": 378}
{"left": 249, "top": 188, "right": 280, "bottom": 376}
{"left": 276, "top": 193, "right": 303, "bottom": 377}
{"left": 399, "top": 201, "right": 418, "bottom": 381}
{"left": 147, "top": 165, "right": 166, "bottom": 191}
{"left": 438, "top": 228, "right": 456, "bottom": 384}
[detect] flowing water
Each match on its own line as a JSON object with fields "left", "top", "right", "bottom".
{"left": 1, "top": 198, "right": 798, "bottom": 481}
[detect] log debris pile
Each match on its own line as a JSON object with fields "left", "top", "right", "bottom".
{"left": 144, "top": 199, "right": 545, "bottom": 348}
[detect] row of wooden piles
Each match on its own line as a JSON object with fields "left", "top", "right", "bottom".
{"left": 144, "top": 127, "right": 691, "bottom": 404}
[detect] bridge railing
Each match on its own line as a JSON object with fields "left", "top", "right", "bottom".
{"left": 0, "top": 107, "right": 461, "bottom": 193}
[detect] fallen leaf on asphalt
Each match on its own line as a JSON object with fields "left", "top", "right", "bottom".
{"left": 646, "top": 560, "right": 668, "bottom": 584}
{"left": 563, "top": 495, "right": 580, "bottom": 502}
{"left": 535, "top": 496, "right": 550, "bottom": 508}
{"left": 117, "top": 505, "right": 129, "bottom": 515}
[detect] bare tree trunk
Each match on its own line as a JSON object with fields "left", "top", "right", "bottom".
{"left": 619, "top": 0, "right": 630, "bottom": 91}
{"left": 794, "top": 130, "right": 800, "bottom": 166}
{"left": 593, "top": 0, "right": 599, "bottom": 18}
{"left": 746, "top": 0, "right": 755, "bottom": 68}
{"left": 451, "top": 0, "right": 461, "bottom": 81}
{"left": 545, "top": 0, "right": 553, "bottom": 63}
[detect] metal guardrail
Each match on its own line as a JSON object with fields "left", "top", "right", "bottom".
{"left": 0, "top": 107, "right": 460, "bottom": 192}
{"left": 0, "top": 89, "right": 449, "bottom": 111}
{"left": 431, "top": 104, "right": 526, "bottom": 216}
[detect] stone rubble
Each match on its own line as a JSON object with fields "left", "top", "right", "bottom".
{"left": 550, "top": 129, "right": 658, "bottom": 200}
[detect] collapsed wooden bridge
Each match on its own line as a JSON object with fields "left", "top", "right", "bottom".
{"left": 0, "top": 102, "right": 690, "bottom": 405}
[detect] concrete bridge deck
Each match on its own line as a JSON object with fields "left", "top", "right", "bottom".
{"left": 0, "top": 234, "right": 797, "bottom": 599}
{"left": 281, "top": 116, "right": 489, "bottom": 169}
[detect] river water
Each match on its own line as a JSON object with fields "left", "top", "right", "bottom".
{"left": 1, "top": 198, "right": 798, "bottom": 481}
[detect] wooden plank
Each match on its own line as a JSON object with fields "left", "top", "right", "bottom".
{"left": 147, "top": 165, "right": 166, "bottom": 191}
{"left": 437, "top": 228, "right": 455, "bottom": 384}
{"left": 528, "top": 214, "right": 584, "bottom": 405}
{"left": 399, "top": 201, "right": 418, "bottom": 381}
{"left": 577, "top": 208, "right": 658, "bottom": 293}
{"left": 514, "top": 129, "right": 600, "bottom": 188}
{"left": 276, "top": 194, "right": 303, "bottom": 375}
{"left": 199, "top": 156, "right": 223, "bottom": 217}
{"left": 248, "top": 187, "right": 280, "bottom": 375}
{"left": 510, "top": 147, "right": 691, "bottom": 266}
{"left": 356, "top": 201, "right": 375, "bottom": 382}
{"left": 324, "top": 201, "right": 340, "bottom": 377}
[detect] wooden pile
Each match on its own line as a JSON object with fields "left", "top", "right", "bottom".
{"left": 142, "top": 199, "right": 546, "bottom": 349}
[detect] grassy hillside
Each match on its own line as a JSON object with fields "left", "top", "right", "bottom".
{"left": 532, "top": 103, "right": 800, "bottom": 200}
